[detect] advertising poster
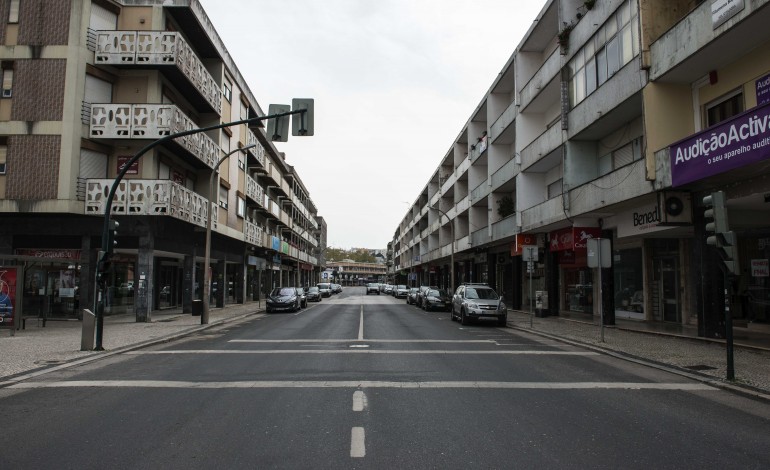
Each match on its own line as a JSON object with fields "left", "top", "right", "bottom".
{"left": 0, "top": 267, "right": 18, "bottom": 326}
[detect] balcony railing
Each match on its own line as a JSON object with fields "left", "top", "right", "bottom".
{"left": 245, "top": 130, "right": 266, "bottom": 167}
{"left": 95, "top": 31, "right": 221, "bottom": 113}
{"left": 90, "top": 103, "right": 218, "bottom": 169}
{"left": 244, "top": 220, "right": 264, "bottom": 246}
{"left": 245, "top": 174, "right": 265, "bottom": 207}
{"left": 85, "top": 179, "right": 215, "bottom": 229}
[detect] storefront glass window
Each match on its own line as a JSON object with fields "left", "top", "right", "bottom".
{"left": 564, "top": 267, "right": 593, "bottom": 313}
{"left": 613, "top": 248, "right": 644, "bottom": 319}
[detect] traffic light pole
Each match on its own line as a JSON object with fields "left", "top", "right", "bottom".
{"left": 93, "top": 109, "right": 307, "bottom": 351}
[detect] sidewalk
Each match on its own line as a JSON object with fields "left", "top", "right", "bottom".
{"left": 508, "top": 310, "right": 770, "bottom": 398}
{"left": 0, "top": 301, "right": 264, "bottom": 383}
{"left": 2, "top": 302, "right": 769, "bottom": 399}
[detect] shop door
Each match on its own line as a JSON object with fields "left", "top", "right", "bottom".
{"left": 656, "top": 257, "right": 680, "bottom": 323}
{"left": 157, "top": 264, "right": 178, "bottom": 310}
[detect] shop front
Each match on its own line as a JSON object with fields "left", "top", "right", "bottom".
{"left": 549, "top": 227, "right": 601, "bottom": 316}
{"left": 511, "top": 234, "right": 545, "bottom": 313}
{"left": 15, "top": 249, "right": 84, "bottom": 321}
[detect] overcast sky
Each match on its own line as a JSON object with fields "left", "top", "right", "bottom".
{"left": 198, "top": 0, "right": 546, "bottom": 250}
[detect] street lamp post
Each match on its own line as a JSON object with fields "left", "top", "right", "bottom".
{"left": 202, "top": 144, "right": 257, "bottom": 324}
{"left": 431, "top": 205, "right": 454, "bottom": 295}
{"left": 93, "top": 107, "right": 310, "bottom": 351}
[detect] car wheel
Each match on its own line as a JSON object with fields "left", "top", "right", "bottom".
{"left": 461, "top": 309, "right": 470, "bottom": 326}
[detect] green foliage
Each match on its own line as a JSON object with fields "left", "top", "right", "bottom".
{"left": 497, "top": 195, "right": 515, "bottom": 218}
{"left": 326, "top": 247, "right": 377, "bottom": 263}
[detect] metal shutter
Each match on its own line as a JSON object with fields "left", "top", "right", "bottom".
{"left": 79, "top": 149, "right": 107, "bottom": 179}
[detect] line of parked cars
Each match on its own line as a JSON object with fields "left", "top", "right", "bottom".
{"left": 266, "top": 283, "right": 343, "bottom": 313}
{"left": 404, "top": 283, "right": 508, "bottom": 326}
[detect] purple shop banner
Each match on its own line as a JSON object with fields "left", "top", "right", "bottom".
{"left": 757, "top": 73, "right": 770, "bottom": 106}
{"left": 670, "top": 101, "right": 770, "bottom": 187}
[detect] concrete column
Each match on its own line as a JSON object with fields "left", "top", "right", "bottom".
{"left": 215, "top": 260, "right": 225, "bottom": 308}
{"left": 135, "top": 231, "right": 154, "bottom": 322}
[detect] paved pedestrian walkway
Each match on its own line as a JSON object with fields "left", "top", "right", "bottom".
{"left": 508, "top": 310, "right": 770, "bottom": 398}
{"left": 1, "top": 301, "right": 769, "bottom": 400}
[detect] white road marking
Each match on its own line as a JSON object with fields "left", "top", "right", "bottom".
{"left": 358, "top": 306, "right": 364, "bottom": 341}
{"left": 9, "top": 381, "right": 717, "bottom": 390}
{"left": 124, "top": 350, "right": 599, "bottom": 355}
{"left": 350, "top": 427, "right": 366, "bottom": 458}
{"left": 230, "top": 339, "right": 496, "bottom": 343}
{"left": 352, "top": 391, "right": 366, "bottom": 411}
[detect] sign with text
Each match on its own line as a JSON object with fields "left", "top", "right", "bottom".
{"left": 117, "top": 156, "right": 139, "bottom": 175}
{"left": 0, "top": 266, "right": 18, "bottom": 327}
{"left": 711, "top": 0, "right": 744, "bottom": 29}
{"left": 751, "top": 259, "right": 769, "bottom": 277}
{"left": 670, "top": 100, "right": 770, "bottom": 187}
{"left": 549, "top": 227, "right": 601, "bottom": 253}
{"left": 757, "top": 73, "right": 770, "bottom": 106}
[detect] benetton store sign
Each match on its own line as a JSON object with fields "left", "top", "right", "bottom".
{"left": 670, "top": 100, "right": 770, "bottom": 187}
{"left": 549, "top": 227, "right": 601, "bottom": 253}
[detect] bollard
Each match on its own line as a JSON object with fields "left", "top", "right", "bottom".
{"left": 81, "top": 309, "right": 96, "bottom": 351}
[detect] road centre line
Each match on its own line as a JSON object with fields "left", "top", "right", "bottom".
{"left": 358, "top": 305, "right": 364, "bottom": 341}
{"left": 350, "top": 427, "right": 365, "bottom": 458}
{"left": 10, "top": 381, "right": 716, "bottom": 391}
{"left": 229, "top": 339, "right": 497, "bottom": 343}
{"left": 353, "top": 391, "right": 366, "bottom": 411}
{"left": 124, "top": 350, "right": 600, "bottom": 355}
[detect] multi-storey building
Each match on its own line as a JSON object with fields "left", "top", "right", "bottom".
{"left": 0, "top": 0, "right": 322, "bottom": 324}
{"left": 393, "top": 0, "right": 770, "bottom": 337}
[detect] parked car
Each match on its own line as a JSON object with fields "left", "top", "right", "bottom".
{"left": 383, "top": 284, "right": 394, "bottom": 295}
{"left": 266, "top": 287, "right": 301, "bottom": 313}
{"left": 416, "top": 285, "right": 438, "bottom": 308}
{"left": 366, "top": 283, "right": 380, "bottom": 295}
{"left": 295, "top": 287, "right": 308, "bottom": 308}
{"left": 317, "top": 283, "right": 332, "bottom": 297}
{"left": 406, "top": 287, "right": 419, "bottom": 304}
{"left": 306, "top": 286, "right": 322, "bottom": 302}
{"left": 395, "top": 285, "right": 409, "bottom": 299}
{"left": 423, "top": 288, "right": 451, "bottom": 311}
{"left": 451, "top": 283, "right": 507, "bottom": 326}
{"left": 331, "top": 283, "right": 342, "bottom": 294}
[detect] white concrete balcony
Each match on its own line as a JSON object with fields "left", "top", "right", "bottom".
{"left": 520, "top": 197, "right": 563, "bottom": 232}
{"left": 519, "top": 47, "right": 560, "bottom": 111}
{"left": 245, "top": 174, "right": 265, "bottom": 208}
{"left": 244, "top": 220, "right": 264, "bottom": 246}
{"left": 246, "top": 131, "right": 266, "bottom": 168}
{"left": 85, "top": 179, "right": 215, "bottom": 229}
{"left": 90, "top": 103, "right": 218, "bottom": 169}
{"left": 95, "top": 31, "right": 221, "bottom": 114}
{"left": 490, "top": 158, "right": 517, "bottom": 191}
{"left": 471, "top": 227, "right": 491, "bottom": 247}
{"left": 650, "top": 0, "right": 770, "bottom": 82}
{"left": 491, "top": 214, "right": 517, "bottom": 241}
{"left": 489, "top": 99, "right": 518, "bottom": 144}
{"left": 470, "top": 180, "right": 490, "bottom": 202}
{"left": 520, "top": 124, "right": 563, "bottom": 171}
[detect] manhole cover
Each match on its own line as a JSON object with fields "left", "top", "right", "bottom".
{"left": 685, "top": 364, "right": 717, "bottom": 371}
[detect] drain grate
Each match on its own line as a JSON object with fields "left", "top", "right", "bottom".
{"left": 685, "top": 364, "right": 717, "bottom": 371}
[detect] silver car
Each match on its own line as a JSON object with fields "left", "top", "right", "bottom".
{"left": 451, "top": 284, "right": 507, "bottom": 326}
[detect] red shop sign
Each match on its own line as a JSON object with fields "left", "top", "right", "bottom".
{"left": 549, "top": 227, "right": 601, "bottom": 253}
{"left": 511, "top": 234, "right": 539, "bottom": 256}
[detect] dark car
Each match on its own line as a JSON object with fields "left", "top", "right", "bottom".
{"left": 295, "top": 287, "right": 308, "bottom": 308}
{"left": 366, "top": 283, "right": 380, "bottom": 295}
{"left": 317, "top": 283, "right": 332, "bottom": 297}
{"left": 422, "top": 288, "right": 451, "bottom": 312}
{"left": 266, "top": 287, "right": 301, "bottom": 313}
{"left": 451, "top": 283, "right": 507, "bottom": 326}
{"left": 331, "top": 283, "right": 342, "bottom": 294}
{"left": 416, "top": 285, "right": 438, "bottom": 308}
{"left": 306, "top": 286, "right": 322, "bottom": 302}
{"left": 406, "top": 287, "right": 419, "bottom": 304}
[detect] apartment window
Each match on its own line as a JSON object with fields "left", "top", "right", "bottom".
{"left": 547, "top": 179, "right": 563, "bottom": 199}
{"left": 599, "top": 138, "right": 643, "bottom": 176}
{"left": 8, "top": 0, "right": 19, "bottom": 23}
{"left": 706, "top": 91, "right": 744, "bottom": 127}
{"left": 237, "top": 196, "right": 245, "bottom": 218}
{"left": 221, "top": 131, "right": 231, "bottom": 154}
{"left": 219, "top": 185, "right": 228, "bottom": 209}
{"left": 240, "top": 100, "right": 248, "bottom": 120}
{"left": 223, "top": 77, "right": 232, "bottom": 102}
{"left": 238, "top": 152, "right": 245, "bottom": 170}
{"left": 568, "top": 0, "right": 639, "bottom": 108}
{"left": 2, "top": 65, "right": 14, "bottom": 98}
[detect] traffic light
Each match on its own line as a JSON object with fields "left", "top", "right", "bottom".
{"left": 703, "top": 191, "right": 739, "bottom": 275}
{"left": 107, "top": 218, "right": 119, "bottom": 250}
{"left": 96, "top": 250, "right": 112, "bottom": 282}
{"left": 291, "top": 99, "right": 314, "bottom": 136}
{"left": 266, "top": 104, "right": 291, "bottom": 142}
